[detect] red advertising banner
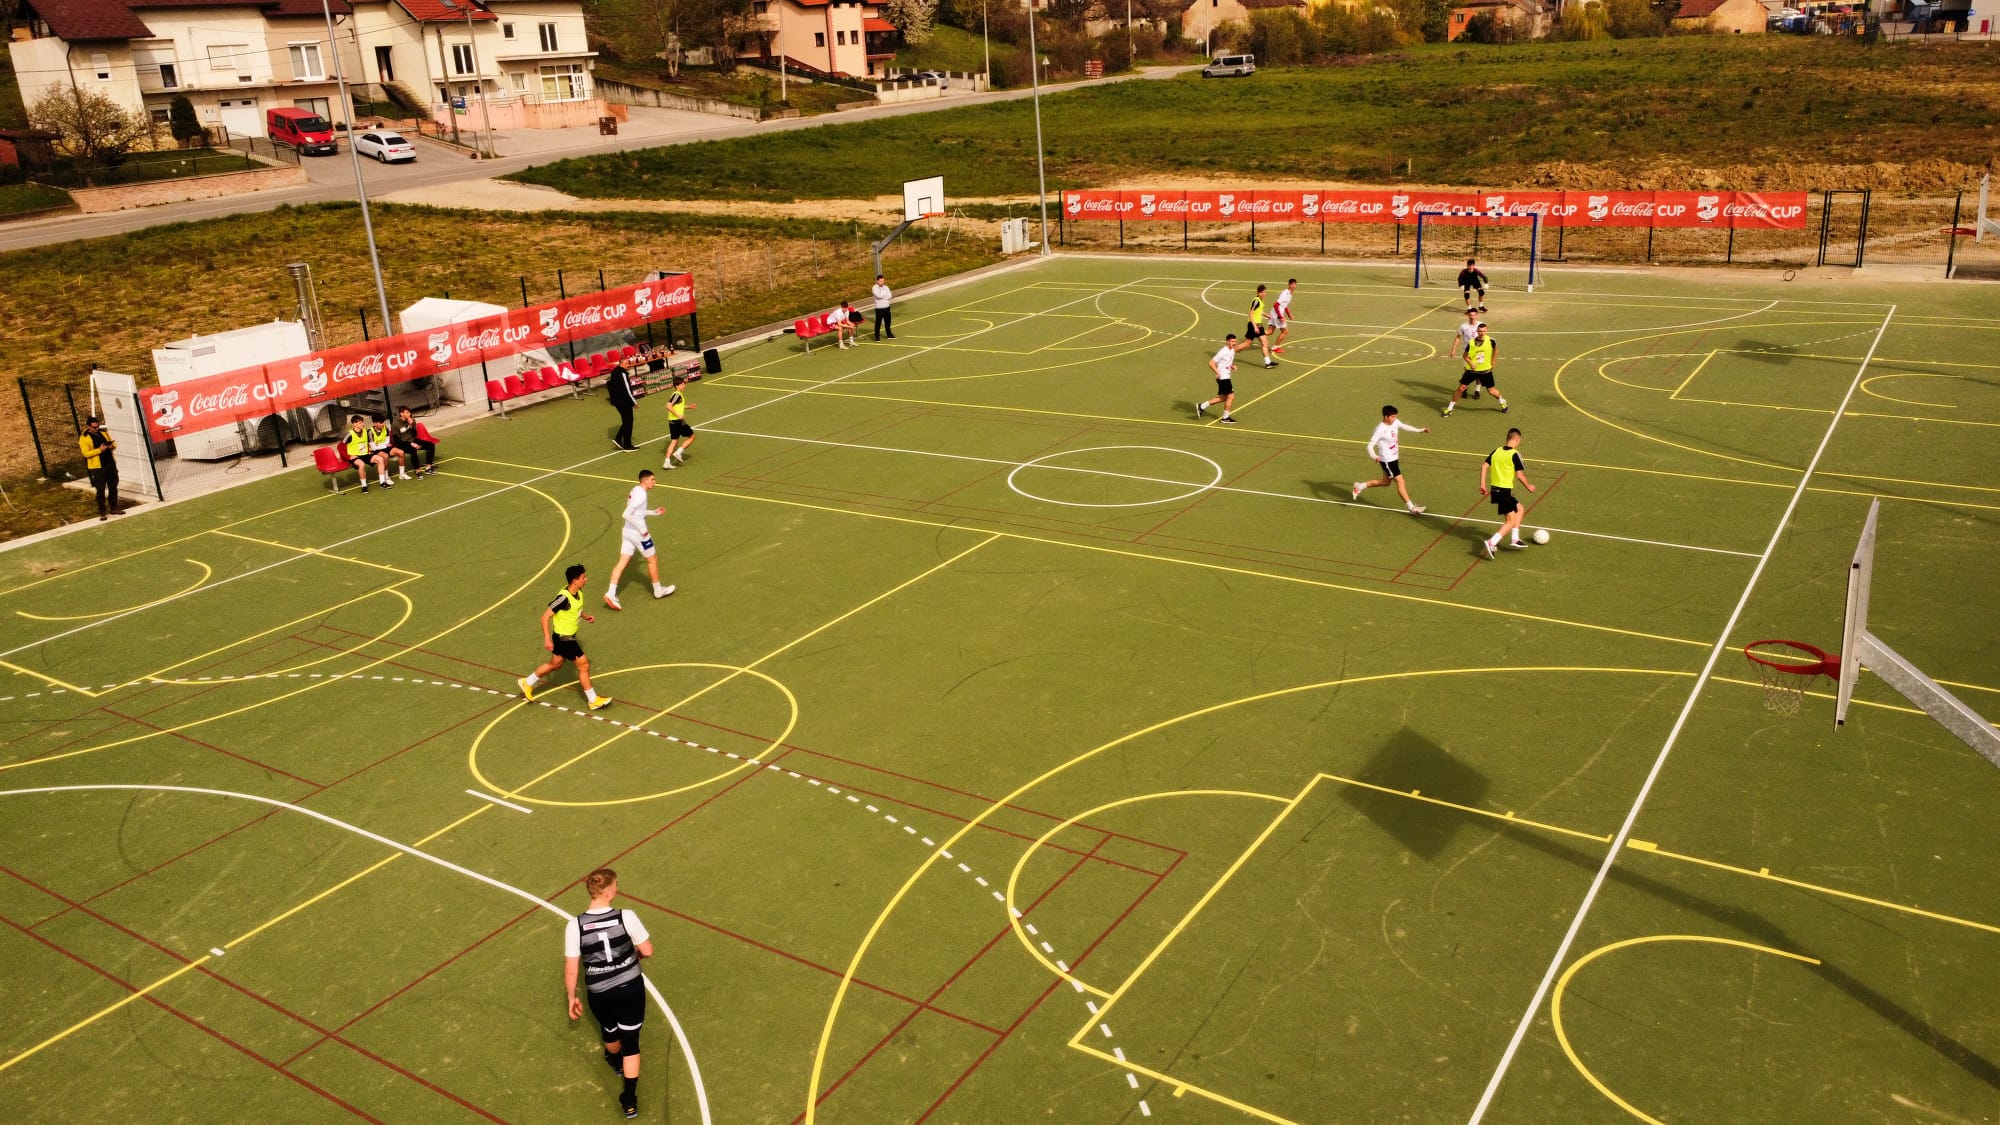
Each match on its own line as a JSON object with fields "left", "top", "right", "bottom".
{"left": 141, "top": 274, "right": 696, "bottom": 441}
{"left": 1062, "top": 187, "right": 1808, "bottom": 229}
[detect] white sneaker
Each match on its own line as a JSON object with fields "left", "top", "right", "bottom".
{"left": 1351, "top": 482, "right": 1365, "bottom": 500}
{"left": 662, "top": 458, "right": 675, "bottom": 469}
{"left": 399, "top": 470, "right": 411, "bottom": 481}
{"left": 1408, "top": 504, "right": 1426, "bottom": 515}
{"left": 673, "top": 451, "right": 686, "bottom": 464}
{"left": 603, "top": 592, "right": 622, "bottom": 611}
{"left": 654, "top": 584, "right": 675, "bottom": 599}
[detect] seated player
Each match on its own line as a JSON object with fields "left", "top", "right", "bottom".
{"left": 342, "top": 415, "right": 390, "bottom": 492}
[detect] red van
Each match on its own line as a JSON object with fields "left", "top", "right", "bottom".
{"left": 267, "top": 107, "right": 336, "bottom": 155}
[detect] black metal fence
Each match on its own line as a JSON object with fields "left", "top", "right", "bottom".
{"left": 16, "top": 378, "right": 91, "bottom": 482}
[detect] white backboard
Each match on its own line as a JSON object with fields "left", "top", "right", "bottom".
{"left": 904, "top": 176, "right": 945, "bottom": 222}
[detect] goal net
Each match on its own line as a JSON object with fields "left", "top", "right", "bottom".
{"left": 1414, "top": 211, "right": 1542, "bottom": 293}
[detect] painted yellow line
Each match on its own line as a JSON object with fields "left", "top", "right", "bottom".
{"left": 1625, "top": 839, "right": 2000, "bottom": 937}
{"left": 0, "top": 955, "right": 213, "bottom": 1075}
{"left": 1002, "top": 789, "right": 1291, "bottom": 998}
{"left": 1227, "top": 299, "right": 1454, "bottom": 418}
{"left": 142, "top": 585, "right": 416, "bottom": 684}
{"left": 704, "top": 279, "right": 1058, "bottom": 381}
{"left": 207, "top": 529, "right": 424, "bottom": 578}
{"left": 1551, "top": 935, "right": 1820, "bottom": 1125}
{"left": 14, "top": 559, "right": 213, "bottom": 622}
{"left": 1859, "top": 371, "right": 1962, "bottom": 409}
{"left": 0, "top": 659, "right": 106, "bottom": 699}
{"left": 1072, "top": 1040, "right": 1305, "bottom": 1125}
{"left": 1316, "top": 773, "right": 1614, "bottom": 845}
{"left": 454, "top": 456, "right": 1712, "bottom": 652}
{"left": 1845, "top": 410, "right": 2000, "bottom": 430}
{"left": 1819, "top": 470, "right": 2000, "bottom": 496}
{"left": 1669, "top": 348, "right": 1715, "bottom": 399}
{"left": 0, "top": 493, "right": 330, "bottom": 600}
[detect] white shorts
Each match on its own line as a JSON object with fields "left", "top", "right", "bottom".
{"left": 622, "top": 528, "right": 656, "bottom": 560}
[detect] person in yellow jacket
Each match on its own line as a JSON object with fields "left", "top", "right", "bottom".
{"left": 1443, "top": 322, "right": 1507, "bottom": 416}
{"left": 1478, "top": 428, "right": 1537, "bottom": 558}
{"left": 342, "top": 414, "right": 391, "bottom": 493}
{"left": 661, "top": 373, "right": 695, "bottom": 469}
{"left": 79, "top": 416, "right": 123, "bottom": 520}
{"left": 519, "top": 564, "right": 611, "bottom": 710}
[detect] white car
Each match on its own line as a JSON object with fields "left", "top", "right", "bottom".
{"left": 354, "top": 130, "right": 417, "bottom": 164}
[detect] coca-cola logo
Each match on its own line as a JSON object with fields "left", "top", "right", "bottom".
{"left": 1157, "top": 197, "right": 1189, "bottom": 216}
{"left": 660, "top": 283, "right": 693, "bottom": 310}
{"left": 332, "top": 353, "right": 388, "bottom": 382}
{"left": 188, "top": 383, "right": 251, "bottom": 417}
{"left": 1612, "top": 201, "right": 1652, "bottom": 216}
{"left": 299, "top": 357, "right": 328, "bottom": 395}
{"left": 428, "top": 330, "right": 453, "bottom": 365}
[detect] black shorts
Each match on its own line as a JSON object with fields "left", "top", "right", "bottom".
{"left": 1490, "top": 487, "right": 1519, "bottom": 516}
{"left": 1244, "top": 322, "right": 1267, "bottom": 340}
{"left": 1214, "top": 378, "right": 1234, "bottom": 397}
{"left": 348, "top": 456, "right": 372, "bottom": 472}
{"left": 552, "top": 634, "right": 584, "bottom": 660}
{"left": 1460, "top": 369, "right": 1495, "bottom": 389}
{"left": 1377, "top": 459, "right": 1401, "bottom": 478}
{"left": 585, "top": 981, "right": 646, "bottom": 1044}
{"left": 668, "top": 419, "right": 694, "bottom": 440}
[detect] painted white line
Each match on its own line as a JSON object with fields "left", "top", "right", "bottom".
{"left": 0, "top": 783, "right": 712, "bottom": 1125}
{"left": 465, "top": 789, "right": 532, "bottom": 814}
{"left": 1086, "top": 1001, "right": 1099, "bottom": 1015}
{"left": 1100, "top": 1023, "right": 1114, "bottom": 1038}
{"left": 1025, "top": 923, "right": 1038, "bottom": 936}
{"left": 208, "top": 947, "right": 225, "bottom": 957}
{"left": 1113, "top": 1047, "right": 1126, "bottom": 1062}
{"left": 1006, "top": 445, "right": 1225, "bottom": 510}
{"left": 1140, "top": 1100, "right": 1151, "bottom": 1116}
{"left": 1127, "top": 1073, "right": 1140, "bottom": 1089}
{"left": 1466, "top": 303, "right": 1901, "bottom": 1124}
{"left": 1040, "top": 941, "right": 1055, "bottom": 954}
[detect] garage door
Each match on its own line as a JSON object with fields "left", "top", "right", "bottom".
{"left": 219, "top": 98, "right": 260, "bottom": 143}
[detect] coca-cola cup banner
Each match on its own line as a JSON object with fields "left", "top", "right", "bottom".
{"left": 1060, "top": 190, "right": 1809, "bottom": 232}
{"left": 142, "top": 274, "right": 696, "bottom": 441}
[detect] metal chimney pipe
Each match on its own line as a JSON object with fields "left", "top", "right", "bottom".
{"left": 287, "top": 262, "right": 326, "bottom": 350}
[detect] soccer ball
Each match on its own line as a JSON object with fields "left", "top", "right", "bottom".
{"left": 1532, "top": 528, "right": 1551, "bottom": 545}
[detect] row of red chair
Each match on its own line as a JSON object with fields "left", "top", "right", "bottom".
{"left": 795, "top": 315, "right": 835, "bottom": 352}
{"left": 487, "top": 345, "right": 643, "bottom": 409}
{"left": 314, "top": 421, "right": 441, "bottom": 493}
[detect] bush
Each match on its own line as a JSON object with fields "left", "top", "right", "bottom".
{"left": 1209, "top": 19, "right": 1249, "bottom": 52}
{"left": 1248, "top": 9, "right": 1321, "bottom": 65}
{"left": 1607, "top": 0, "right": 1665, "bottom": 37}
{"left": 168, "top": 95, "right": 202, "bottom": 147}
{"left": 1096, "top": 29, "right": 1134, "bottom": 73}
{"left": 1041, "top": 25, "right": 1095, "bottom": 76}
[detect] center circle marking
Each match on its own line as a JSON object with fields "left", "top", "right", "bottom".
{"left": 1006, "top": 445, "right": 1225, "bottom": 509}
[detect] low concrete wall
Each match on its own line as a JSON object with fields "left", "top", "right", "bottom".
{"left": 67, "top": 163, "right": 308, "bottom": 214}
{"left": 596, "top": 79, "right": 764, "bottom": 121}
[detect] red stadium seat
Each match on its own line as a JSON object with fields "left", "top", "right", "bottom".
{"left": 540, "top": 365, "right": 561, "bottom": 386}
{"left": 487, "top": 379, "right": 512, "bottom": 402}
{"left": 314, "top": 446, "right": 357, "bottom": 493}
{"left": 620, "top": 345, "right": 638, "bottom": 359}
{"left": 505, "top": 375, "right": 528, "bottom": 399}
{"left": 524, "top": 369, "right": 548, "bottom": 393}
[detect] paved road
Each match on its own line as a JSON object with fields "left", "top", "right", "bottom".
{"left": 0, "top": 66, "right": 1197, "bottom": 253}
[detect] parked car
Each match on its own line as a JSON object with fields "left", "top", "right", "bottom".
{"left": 353, "top": 130, "right": 417, "bottom": 164}
{"left": 267, "top": 107, "right": 336, "bottom": 155}
{"left": 909, "top": 70, "right": 948, "bottom": 88}
{"left": 1202, "top": 54, "right": 1256, "bottom": 78}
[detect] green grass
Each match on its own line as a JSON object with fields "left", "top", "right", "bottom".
{"left": 0, "top": 52, "right": 25, "bottom": 129}
{"left": 890, "top": 24, "right": 1016, "bottom": 78}
{"left": 1, "top": 256, "right": 1997, "bottom": 1123}
{"left": 594, "top": 61, "right": 865, "bottom": 116}
{"left": 0, "top": 182, "right": 71, "bottom": 217}
{"left": 512, "top": 36, "right": 2000, "bottom": 202}
{"left": 35, "top": 149, "right": 259, "bottom": 190}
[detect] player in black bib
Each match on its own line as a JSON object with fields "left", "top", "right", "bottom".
{"left": 566, "top": 868, "right": 655, "bottom": 1119}
{"left": 1457, "top": 259, "right": 1489, "bottom": 313}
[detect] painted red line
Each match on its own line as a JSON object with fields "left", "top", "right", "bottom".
{"left": 917, "top": 848, "right": 1186, "bottom": 1121}
{"left": 915, "top": 423, "right": 1098, "bottom": 512}
{"left": 307, "top": 623, "right": 520, "bottom": 680}
{"left": 795, "top": 837, "right": 1105, "bottom": 1123}
{"left": 0, "top": 911, "right": 385, "bottom": 1122}
{"left": 1440, "top": 467, "right": 1569, "bottom": 595}
{"left": 1135, "top": 441, "right": 1292, "bottom": 540}
{"left": 0, "top": 865, "right": 515, "bottom": 1123}
{"left": 619, "top": 892, "right": 1002, "bottom": 1037}
{"left": 314, "top": 905, "right": 543, "bottom": 1045}
{"left": 731, "top": 411, "right": 921, "bottom": 489}
{"left": 97, "top": 705, "right": 325, "bottom": 788}
{"left": 1391, "top": 492, "right": 1490, "bottom": 584}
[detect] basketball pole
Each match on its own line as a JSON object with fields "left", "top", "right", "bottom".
{"left": 1027, "top": 0, "right": 1050, "bottom": 255}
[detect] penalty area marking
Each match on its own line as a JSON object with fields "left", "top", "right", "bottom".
{"left": 466, "top": 789, "right": 532, "bottom": 813}
{"left": 1007, "top": 446, "right": 1224, "bottom": 509}
{"left": 0, "top": 783, "right": 712, "bottom": 1125}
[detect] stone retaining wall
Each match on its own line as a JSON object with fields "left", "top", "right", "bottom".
{"left": 67, "top": 163, "right": 308, "bottom": 214}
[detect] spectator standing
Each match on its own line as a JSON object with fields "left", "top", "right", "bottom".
{"left": 78, "top": 417, "right": 122, "bottom": 520}
{"left": 872, "top": 275, "right": 895, "bottom": 340}
{"left": 607, "top": 355, "right": 640, "bottom": 452}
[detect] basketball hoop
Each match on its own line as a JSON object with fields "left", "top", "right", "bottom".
{"left": 1743, "top": 639, "right": 1839, "bottom": 716}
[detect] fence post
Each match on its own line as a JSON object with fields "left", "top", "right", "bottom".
{"left": 360, "top": 307, "right": 372, "bottom": 340}
{"left": 1855, "top": 189, "right": 1872, "bottom": 268}
{"left": 137, "top": 392, "right": 165, "bottom": 501}
{"left": 1945, "top": 191, "right": 1963, "bottom": 279}
{"left": 63, "top": 384, "right": 81, "bottom": 433}
{"left": 18, "top": 378, "right": 50, "bottom": 478}
{"left": 521, "top": 276, "right": 529, "bottom": 307}
{"left": 1727, "top": 224, "right": 1735, "bottom": 264}
{"left": 1249, "top": 221, "right": 1255, "bottom": 253}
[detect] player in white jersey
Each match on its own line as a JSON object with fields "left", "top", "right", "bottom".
{"left": 603, "top": 470, "right": 676, "bottom": 610}
{"left": 1195, "top": 333, "right": 1249, "bottom": 424}
{"left": 1270, "top": 279, "right": 1296, "bottom": 354}
{"left": 1452, "top": 308, "right": 1481, "bottom": 399}
{"left": 1352, "top": 404, "right": 1430, "bottom": 514}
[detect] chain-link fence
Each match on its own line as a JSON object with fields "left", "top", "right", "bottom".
{"left": 15, "top": 378, "right": 93, "bottom": 483}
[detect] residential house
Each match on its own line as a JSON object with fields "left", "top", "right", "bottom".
{"left": 6, "top": 0, "right": 601, "bottom": 144}
{"left": 1175, "top": 0, "right": 1307, "bottom": 54}
{"left": 741, "top": 0, "right": 896, "bottom": 79}
{"left": 1447, "top": 0, "right": 1554, "bottom": 38}
{"left": 1671, "top": 0, "right": 1770, "bottom": 32}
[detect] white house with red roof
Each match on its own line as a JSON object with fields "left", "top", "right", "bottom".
{"left": 740, "top": 0, "right": 897, "bottom": 80}
{"left": 6, "top": 0, "right": 600, "bottom": 139}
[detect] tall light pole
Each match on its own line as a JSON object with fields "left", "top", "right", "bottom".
{"left": 982, "top": 0, "right": 991, "bottom": 88}
{"left": 1025, "top": 0, "right": 1048, "bottom": 254}
{"left": 442, "top": 0, "right": 495, "bottom": 158}
{"left": 319, "top": 0, "right": 393, "bottom": 337}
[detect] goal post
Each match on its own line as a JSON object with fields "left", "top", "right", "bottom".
{"left": 1978, "top": 174, "right": 2000, "bottom": 241}
{"left": 1414, "top": 211, "right": 1541, "bottom": 293}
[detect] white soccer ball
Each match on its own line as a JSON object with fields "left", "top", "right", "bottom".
{"left": 1532, "top": 528, "right": 1551, "bottom": 545}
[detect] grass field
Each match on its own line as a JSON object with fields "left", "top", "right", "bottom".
{"left": 509, "top": 37, "right": 2000, "bottom": 203}
{"left": 2, "top": 254, "right": 1998, "bottom": 1124}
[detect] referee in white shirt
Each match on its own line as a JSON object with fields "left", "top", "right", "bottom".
{"left": 566, "top": 867, "right": 655, "bottom": 1120}
{"left": 871, "top": 274, "right": 895, "bottom": 340}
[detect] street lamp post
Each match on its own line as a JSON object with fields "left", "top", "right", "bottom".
{"left": 1026, "top": 0, "right": 1048, "bottom": 254}
{"left": 319, "top": 0, "right": 393, "bottom": 338}
{"left": 442, "top": 0, "right": 495, "bottom": 158}
{"left": 982, "top": 0, "right": 991, "bottom": 89}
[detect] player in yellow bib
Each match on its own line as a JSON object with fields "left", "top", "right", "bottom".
{"left": 519, "top": 564, "right": 611, "bottom": 709}
{"left": 661, "top": 374, "right": 695, "bottom": 469}
{"left": 1477, "top": 428, "right": 1537, "bottom": 558}
{"left": 1245, "top": 284, "right": 1277, "bottom": 369}
{"left": 1443, "top": 322, "right": 1507, "bottom": 416}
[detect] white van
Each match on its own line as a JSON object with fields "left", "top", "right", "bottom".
{"left": 1202, "top": 54, "right": 1256, "bottom": 78}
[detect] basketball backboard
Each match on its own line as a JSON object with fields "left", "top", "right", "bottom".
{"left": 1834, "top": 499, "right": 1877, "bottom": 727}
{"left": 904, "top": 176, "right": 945, "bottom": 222}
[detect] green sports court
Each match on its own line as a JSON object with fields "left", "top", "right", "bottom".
{"left": 2, "top": 253, "right": 1997, "bottom": 1124}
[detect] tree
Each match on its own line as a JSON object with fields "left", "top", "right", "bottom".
{"left": 634, "top": 0, "right": 713, "bottom": 79}
{"left": 27, "top": 86, "right": 146, "bottom": 185}
{"left": 882, "top": 0, "right": 938, "bottom": 45}
{"left": 167, "top": 95, "right": 203, "bottom": 147}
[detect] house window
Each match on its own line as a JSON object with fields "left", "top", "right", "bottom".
{"left": 753, "top": 0, "right": 767, "bottom": 11}
{"left": 159, "top": 62, "right": 179, "bottom": 88}
{"left": 91, "top": 52, "right": 110, "bottom": 79}
{"left": 511, "top": 72, "right": 526, "bottom": 91}
{"left": 150, "top": 107, "right": 171, "bottom": 124}
{"left": 452, "top": 44, "right": 475, "bottom": 74}
{"left": 502, "top": 22, "right": 515, "bottom": 39}
{"left": 289, "top": 43, "right": 325, "bottom": 80}
{"left": 815, "top": 31, "right": 826, "bottom": 46}
{"left": 538, "top": 22, "right": 559, "bottom": 51}
{"left": 539, "top": 63, "right": 585, "bottom": 100}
